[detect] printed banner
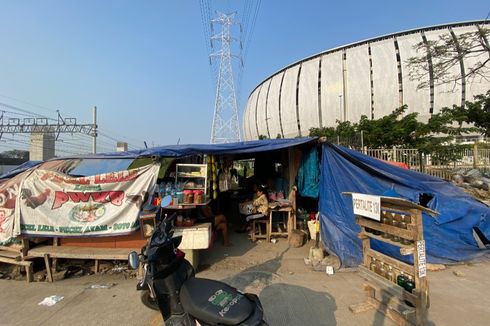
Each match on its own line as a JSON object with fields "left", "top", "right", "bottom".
{"left": 14, "top": 163, "right": 159, "bottom": 237}
{"left": 0, "top": 173, "right": 25, "bottom": 244}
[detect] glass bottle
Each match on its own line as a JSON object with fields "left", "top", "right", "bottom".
{"left": 381, "top": 213, "right": 392, "bottom": 239}
{"left": 404, "top": 275, "right": 416, "bottom": 307}
{"left": 397, "top": 271, "right": 407, "bottom": 288}
{"left": 386, "top": 266, "right": 396, "bottom": 283}
{"left": 404, "top": 275, "right": 415, "bottom": 293}
{"left": 369, "top": 257, "right": 377, "bottom": 272}
{"left": 391, "top": 214, "right": 400, "bottom": 242}
{"left": 378, "top": 262, "right": 386, "bottom": 278}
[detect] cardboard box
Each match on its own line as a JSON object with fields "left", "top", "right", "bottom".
{"left": 172, "top": 223, "right": 211, "bottom": 249}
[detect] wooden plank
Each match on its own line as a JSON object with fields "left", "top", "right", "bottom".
{"left": 359, "top": 266, "right": 418, "bottom": 305}
{"left": 0, "top": 256, "right": 32, "bottom": 267}
{"left": 28, "top": 245, "right": 137, "bottom": 260}
{"left": 0, "top": 244, "right": 23, "bottom": 253}
{"left": 356, "top": 216, "right": 416, "bottom": 241}
{"left": 0, "top": 250, "right": 21, "bottom": 261}
{"left": 349, "top": 302, "right": 374, "bottom": 314}
{"left": 366, "top": 296, "right": 414, "bottom": 326}
{"left": 359, "top": 228, "right": 415, "bottom": 254}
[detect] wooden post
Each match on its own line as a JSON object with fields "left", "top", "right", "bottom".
{"left": 44, "top": 254, "right": 53, "bottom": 283}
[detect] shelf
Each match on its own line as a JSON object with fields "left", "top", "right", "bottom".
{"left": 177, "top": 174, "right": 205, "bottom": 178}
{"left": 356, "top": 216, "right": 416, "bottom": 241}
{"left": 359, "top": 265, "right": 418, "bottom": 306}
{"left": 183, "top": 187, "right": 206, "bottom": 190}
{"left": 359, "top": 229, "right": 414, "bottom": 255}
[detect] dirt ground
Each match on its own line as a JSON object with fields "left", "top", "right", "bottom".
{"left": 0, "top": 231, "right": 489, "bottom": 325}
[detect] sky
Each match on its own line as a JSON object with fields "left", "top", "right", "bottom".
{"left": 0, "top": 0, "right": 489, "bottom": 154}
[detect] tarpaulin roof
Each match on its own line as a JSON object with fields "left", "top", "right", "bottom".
{"left": 0, "top": 160, "right": 42, "bottom": 180}
{"left": 57, "top": 137, "right": 317, "bottom": 159}
{"left": 319, "top": 143, "right": 490, "bottom": 267}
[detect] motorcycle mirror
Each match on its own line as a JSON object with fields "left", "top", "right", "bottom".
{"left": 128, "top": 251, "right": 139, "bottom": 269}
{"left": 160, "top": 195, "right": 172, "bottom": 208}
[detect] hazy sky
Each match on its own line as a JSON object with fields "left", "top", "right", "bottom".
{"left": 0, "top": 1, "right": 488, "bottom": 154}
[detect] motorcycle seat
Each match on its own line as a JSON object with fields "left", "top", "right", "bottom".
{"left": 180, "top": 278, "right": 254, "bottom": 325}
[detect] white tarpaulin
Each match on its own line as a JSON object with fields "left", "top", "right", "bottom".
{"left": 0, "top": 173, "right": 24, "bottom": 244}
{"left": 13, "top": 163, "right": 159, "bottom": 237}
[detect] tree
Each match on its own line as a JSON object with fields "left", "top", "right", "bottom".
{"left": 0, "top": 150, "right": 29, "bottom": 160}
{"left": 407, "top": 26, "right": 490, "bottom": 89}
{"left": 465, "top": 90, "right": 490, "bottom": 137}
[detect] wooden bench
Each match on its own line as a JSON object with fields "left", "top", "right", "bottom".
{"left": 28, "top": 245, "right": 140, "bottom": 282}
{"left": 0, "top": 239, "right": 33, "bottom": 283}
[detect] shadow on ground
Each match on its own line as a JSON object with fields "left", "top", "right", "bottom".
{"left": 216, "top": 248, "right": 337, "bottom": 326}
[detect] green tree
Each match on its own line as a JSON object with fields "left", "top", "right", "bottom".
{"left": 465, "top": 90, "right": 490, "bottom": 137}
{"left": 0, "top": 150, "right": 29, "bottom": 160}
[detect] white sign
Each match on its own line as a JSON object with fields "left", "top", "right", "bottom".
{"left": 352, "top": 193, "right": 381, "bottom": 221}
{"left": 417, "top": 240, "right": 427, "bottom": 278}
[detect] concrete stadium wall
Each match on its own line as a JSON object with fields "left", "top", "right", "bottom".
{"left": 243, "top": 21, "right": 490, "bottom": 140}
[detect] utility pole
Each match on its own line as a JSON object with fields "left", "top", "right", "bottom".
{"left": 92, "top": 106, "right": 97, "bottom": 154}
{"left": 210, "top": 12, "right": 242, "bottom": 144}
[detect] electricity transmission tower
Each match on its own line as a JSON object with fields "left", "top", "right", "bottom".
{"left": 210, "top": 12, "right": 242, "bottom": 144}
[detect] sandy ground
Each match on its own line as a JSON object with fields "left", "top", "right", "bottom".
{"left": 0, "top": 231, "right": 489, "bottom": 325}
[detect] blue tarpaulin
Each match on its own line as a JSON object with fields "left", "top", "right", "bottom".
{"left": 319, "top": 143, "right": 490, "bottom": 267}
{"left": 0, "top": 161, "right": 42, "bottom": 180}
{"left": 58, "top": 138, "right": 316, "bottom": 159}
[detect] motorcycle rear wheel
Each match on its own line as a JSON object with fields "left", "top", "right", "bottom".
{"left": 140, "top": 290, "right": 159, "bottom": 311}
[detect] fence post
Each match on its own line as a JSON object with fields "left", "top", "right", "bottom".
{"left": 473, "top": 143, "right": 478, "bottom": 169}
{"left": 419, "top": 151, "right": 425, "bottom": 173}
{"left": 392, "top": 146, "right": 397, "bottom": 162}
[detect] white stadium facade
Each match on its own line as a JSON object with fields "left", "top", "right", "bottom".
{"left": 243, "top": 21, "right": 490, "bottom": 140}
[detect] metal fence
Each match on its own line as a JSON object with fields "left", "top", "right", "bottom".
{"left": 364, "top": 147, "right": 490, "bottom": 180}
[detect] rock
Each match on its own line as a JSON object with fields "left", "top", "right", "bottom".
{"left": 452, "top": 174, "right": 464, "bottom": 184}
{"left": 321, "top": 255, "right": 341, "bottom": 271}
{"left": 453, "top": 270, "right": 465, "bottom": 277}
{"left": 427, "top": 263, "right": 446, "bottom": 272}
{"left": 309, "top": 247, "right": 324, "bottom": 261}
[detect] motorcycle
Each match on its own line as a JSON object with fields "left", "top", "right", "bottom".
{"left": 128, "top": 196, "right": 268, "bottom": 326}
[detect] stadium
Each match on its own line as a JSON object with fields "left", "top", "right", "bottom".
{"left": 243, "top": 20, "right": 490, "bottom": 140}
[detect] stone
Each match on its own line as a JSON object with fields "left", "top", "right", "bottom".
{"left": 453, "top": 270, "right": 465, "bottom": 277}
{"left": 427, "top": 263, "right": 446, "bottom": 272}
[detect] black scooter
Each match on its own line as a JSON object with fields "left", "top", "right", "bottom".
{"left": 128, "top": 197, "right": 267, "bottom": 326}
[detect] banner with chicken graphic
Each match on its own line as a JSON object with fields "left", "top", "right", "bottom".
{"left": 14, "top": 163, "right": 159, "bottom": 237}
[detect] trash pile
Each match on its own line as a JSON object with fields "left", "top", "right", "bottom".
{"left": 451, "top": 168, "right": 490, "bottom": 204}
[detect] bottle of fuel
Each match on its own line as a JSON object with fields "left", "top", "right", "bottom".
{"left": 397, "top": 272, "right": 407, "bottom": 288}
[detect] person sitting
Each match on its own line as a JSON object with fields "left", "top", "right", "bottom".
{"left": 239, "top": 185, "right": 269, "bottom": 232}
{"left": 197, "top": 205, "right": 232, "bottom": 246}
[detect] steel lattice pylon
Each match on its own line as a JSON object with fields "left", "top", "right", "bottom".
{"left": 210, "top": 12, "right": 241, "bottom": 144}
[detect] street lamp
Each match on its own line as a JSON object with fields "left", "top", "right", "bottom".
{"left": 339, "top": 95, "right": 343, "bottom": 122}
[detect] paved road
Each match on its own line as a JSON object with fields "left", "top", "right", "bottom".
{"left": 1, "top": 235, "right": 489, "bottom": 325}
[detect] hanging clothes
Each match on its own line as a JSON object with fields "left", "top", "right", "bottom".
{"left": 298, "top": 147, "right": 320, "bottom": 198}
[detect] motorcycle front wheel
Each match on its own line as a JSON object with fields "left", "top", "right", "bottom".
{"left": 140, "top": 290, "right": 159, "bottom": 311}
